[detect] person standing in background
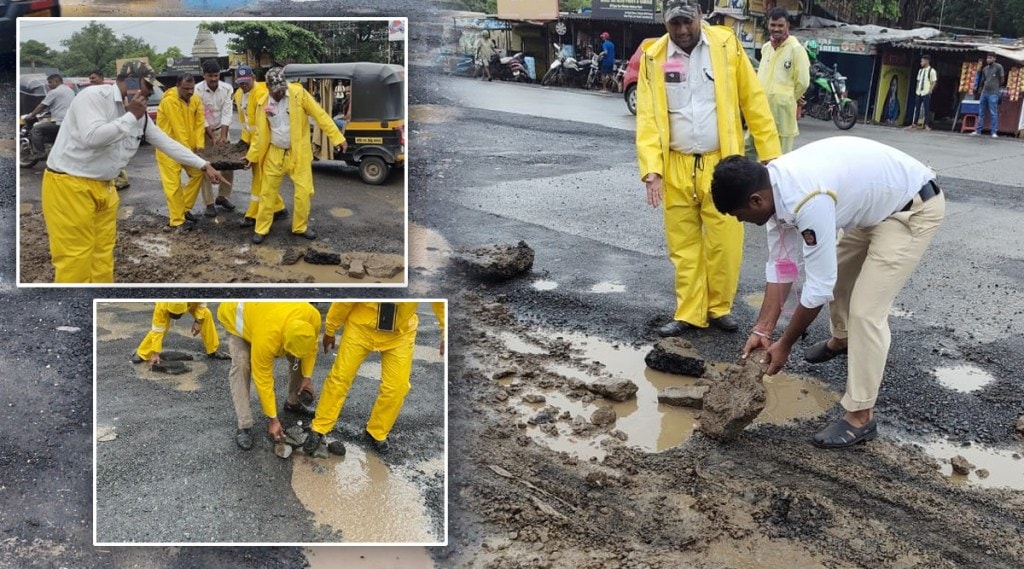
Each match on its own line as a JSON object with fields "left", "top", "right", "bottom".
{"left": 195, "top": 59, "right": 236, "bottom": 216}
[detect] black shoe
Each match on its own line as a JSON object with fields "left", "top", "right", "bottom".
{"left": 812, "top": 417, "right": 877, "bottom": 448}
{"left": 236, "top": 428, "right": 253, "bottom": 450}
{"left": 364, "top": 430, "right": 390, "bottom": 454}
{"left": 177, "top": 220, "right": 196, "bottom": 233}
{"left": 239, "top": 217, "right": 256, "bottom": 228}
{"left": 327, "top": 440, "right": 347, "bottom": 456}
{"left": 302, "top": 431, "right": 324, "bottom": 455}
{"left": 804, "top": 340, "right": 848, "bottom": 364}
{"left": 273, "top": 208, "right": 289, "bottom": 221}
{"left": 205, "top": 204, "right": 218, "bottom": 218}
{"left": 709, "top": 314, "right": 739, "bottom": 332}
{"left": 658, "top": 320, "right": 695, "bottom": 337}
{"left": 216, "top": 196, "right": 236, "bottom": 211}
{"left": 252, "top": 233, "right": 265, "bottom": 244}
{"left": 184, "top": 211, "right": 198, "bottom": 223}
{"left": 283, "top": 400, "right": 315, "bottom": 418}
{"left": 293, "top": 228, "right": 317, "bottom": 240}
{"left": 206, "top": 350, "right": 231, "bottom": 360}
{"left": 130, "top": 353, "right": 144, "bottom": 364}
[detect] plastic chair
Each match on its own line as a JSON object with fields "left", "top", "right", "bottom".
{"left": 960, "top": 114, "right": 978, "bottom": 133}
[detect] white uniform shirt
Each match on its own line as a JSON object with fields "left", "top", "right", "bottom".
{"left": 266, "top": 91, "right": 291, "bottom": 149}
{"left": 666, "top": 32, "right": 719, "bottom": 154}
{"left": 41, "top": 84, "right": 76, "bottom": 124}
{"left": 764, "top": 137, "right": 936, "bottom": 308}
{"left": 47, "top": 84, "right": 206, "bottom": 181}
{"left": 915, "top": 65, "right": 937, "bottom": 96}
{"left": 195, "top": 80, "right": 234, "bottom": 131}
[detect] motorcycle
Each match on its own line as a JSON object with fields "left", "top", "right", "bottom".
{"left": 801, "top": 62, "right": 858, "bottom": 130}
{"left": 500, "top": 52, "right": 531, "bottom": 83}
{"left": 19, "top": 115, "right": 53, "bottom": 168}
{"left": 584, "top": 50, "right": 606, "bottom": 90}
{"left": 541, "top": 44, "right": 589, "bottom": 88}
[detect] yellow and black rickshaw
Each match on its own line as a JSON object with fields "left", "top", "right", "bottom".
{"left": 284, "top": 62, "right": 405, "bottom": 185}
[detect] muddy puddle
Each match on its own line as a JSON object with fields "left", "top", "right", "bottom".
{"left": 291, "top": 446, "right": 439, "bottom": 543}
{"left": 706, "top": 535, "right": 831, "bottom": 569}
{"left": 330, "top": 207, "right": 354, "bottom": 219}
{"left": 918, "top": 439, "right": 1024, "bottom": 490}
{"left": 19, "top": 203, "right": 33, "bottom": 216}
{"left": 117, "top": 206, "right": 135, "bottom": 221}
{"left": 126, "top": 235, "right": 173, "bottom": 262}
{"left": 495, "top": 329, "right": 836, "bottom": 459}
{"left": 590, "top": 281, "right": 625, "bottom": 293}
{"left": 933, "top": 364, "right": 996, "bottom": 393}
{"left": 304, "top": 547, "right": 434, "bottom": 568}
{"left": 532, "top": 280, "right": 558, "bottom": 291}
{"left": 95, "top": 303, "right": 185, "bottom": 342}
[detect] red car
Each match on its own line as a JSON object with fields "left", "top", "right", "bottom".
{"left": 623, "top": 38, "right": 658, "bottom": 115}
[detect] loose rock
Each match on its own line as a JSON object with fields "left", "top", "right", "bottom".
{"left": 976, "top": 468, "right": 990, "bottom": 479}
{"left": 523, "top": 393, "right": 546, "bottom": 404}
{"left": 306, "top": 249, "right": 342, "bottom": 265}
{"left": 586, "top": 379, "right": 638, "bottom": 402}
{"left": 590, "top": 406, "right": 617, "bottom": 427}
{"left": 951, "top": 455, "right": 974, "bottom": 475}
{"left": 658, "top": 385, "right": 709, "bottom": 409}
{"left": 452, "top": 241, "right": 535, "bottom": 280}
{"left": 281, "top": 249, "right": 304, "bottom": 265}
{"left": 645, "top": 338, "right": 706, "bottom": 377}
{"left": 348, "top": 259, "right": 366, "bottom": 278}
{"left": 697, "top": 352, "right": 768, "bottom": 442}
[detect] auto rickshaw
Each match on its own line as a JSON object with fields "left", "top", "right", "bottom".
{"left": 283, "top": 62, "right": 405, "bottom": 185}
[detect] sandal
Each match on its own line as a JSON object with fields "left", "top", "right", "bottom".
{"left": 804, "top": 339, "right": 848, "bottom": 364}
{"left": 812, "top": 417, "right": 877, "bottom": 448}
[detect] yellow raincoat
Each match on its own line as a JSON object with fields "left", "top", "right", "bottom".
{"left": 217, "top": 302, "right": 321, "bottom": 418}
{"left": 233, "top": 81, "right": 283, "bottom": 219}
{"left": 636, "top": 25, "right": 781, "bottom": 327}
{"left": 311, "top": 302, "right": 446, "bottom": 441}
{"left": 135, "top": 302, "right": 218, "bottom": 360}
{"left": 156, "top": 87, "right": 205, "bottom": 227}
{"left": 245, "top": 83, "right": 345, "bottom": 235}
{"left": 755, "top": 35, "right": 810, "bottom": 149}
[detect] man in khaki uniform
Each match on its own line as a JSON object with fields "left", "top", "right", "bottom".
{"left": 745, "top": 7, "right": 809, "bottom": 156}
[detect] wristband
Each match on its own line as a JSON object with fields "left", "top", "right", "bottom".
{"left": 751, "top": 329, "right": 771, "bottom": 339}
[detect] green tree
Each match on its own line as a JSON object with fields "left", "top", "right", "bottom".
{"left": 151, "top": 47, "right": 184, "bottom": 74}
{"left": 201, "top": 21, "right": 325, "bottom": 65}
{"left": 20, "top": 39, "right": 55, "bottom": 69}
{"left": 56, "top": 21, "right": 123, "bottom": 76}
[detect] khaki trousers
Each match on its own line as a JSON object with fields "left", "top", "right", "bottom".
{"left": 227, "top": 335, "right": 304, "bottom": 429}
{"left": 830, "top": 191, "right": 945, "bottom": 411}
{"left": 200, "top": 132, "right": 234, "bottom": 205}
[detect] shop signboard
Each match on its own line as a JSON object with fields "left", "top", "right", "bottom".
{"left": 592, "top": 0, "right": 656, "bottom": 22}
{"left": 815, "top": 37, "right": 873, "bottom": 55}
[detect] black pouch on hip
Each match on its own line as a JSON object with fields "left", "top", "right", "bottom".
{"left": 376, "top": 302, "right": 397, "bottom": 332}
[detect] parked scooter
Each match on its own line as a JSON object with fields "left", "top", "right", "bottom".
{"left": 19, "top": 115, "right": 53, "bottom": 168}
{"left": 801, "top": 62, "right": 858, "bottom": 130}
{"left": 500, "top": 52, "right": 531, "bottom": 83}
{"left": 541, "top": 43, "right": 568, "bottom": 86}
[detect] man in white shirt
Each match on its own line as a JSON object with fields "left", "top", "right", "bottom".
{"left": 22, "top": 74, "right": 76, "bottom": 156}
{"left": 710, "top": 136, "right": 945, "bottom": 448}
{"left": 906, "top": 54, "right": 938, "bottom": 131}
{"left": 195, "top": 59, "right": 236, "bottom": 217}
{"left": 41, "top": 61, "right": 230, "bottom": 283}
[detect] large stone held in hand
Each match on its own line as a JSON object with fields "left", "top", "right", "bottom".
{"left": 658, "top": 385, "right": 709, "bottom": 409}
{"left": 697, "top": 351, "right": 768, "bottom": 442}
{"left": 646, "top": 338, "right": 706, "bottom": 377}
{"left": 586, "top": 379, "right": 638, "bottom": 402}
{"left": 195, "top": 141, "right": 250, "bottom": 170}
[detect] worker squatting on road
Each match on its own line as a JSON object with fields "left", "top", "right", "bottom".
{"left": 217, "top": 302, "right": 321, "bottom": 451}
{"left": 233, "top": 65, "right": 286, "bottom": 228}
{"left": 131, "top": 302, "right": 230, "bottom": 365}
{"left": 636, "top": 0, "right": 781, "bottom": 337}
{"left": 710, "top": 136, "right": 945, "bottom": 448}
{"left": 156, "top": 72, "right": 206, "bottom": 230}
{"left": 302, "top": 302, "right": 446, "bottom": 457}
{"left": 41, "top": 60, "right": 230, "bottom": 283}
{"left": 244, "top": 67, "right": 348, "bottom": 245}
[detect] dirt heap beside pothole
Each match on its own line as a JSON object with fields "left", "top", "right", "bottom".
{"left": 453, "top": 241, "right": 534, "bottom": 280}
{"left": 697, "top": 352, "right": 769, "bottom": 442}
{"left": 195, "top": 142, "right": 249, "bottom": 170}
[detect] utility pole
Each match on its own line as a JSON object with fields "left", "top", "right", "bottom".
{"left": 988, "top": 0, "right": 996, "bottom": 32}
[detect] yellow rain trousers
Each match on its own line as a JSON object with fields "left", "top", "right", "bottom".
{"left": 156, "top": 87, "right": 206, "bottom": 227}
{"left": 217, "top": 302, "right": 321, "bottom": 419}
{"left": 135, "top": 302, "right": 218, "bottom": 360}
{"left": 636, "top": 27, "right": 781, "bottom": 326}
{"left": 234, "top": 82, "right": 284, "bottom": 219}
{"left": 41, "top": 170, "right": 118, "bottom": 283}
{"left": 246, "top": 83, "right": 345, "bottom": 236}
{"left": 312, "top": 302, "right": 446, "bottom": 441}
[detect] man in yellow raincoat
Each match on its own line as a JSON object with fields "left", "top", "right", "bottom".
{"left": 233, "top": 65, "right": 286, "bottom": 228}
{"left": 636, "top": 0, "right": 780, "bottom": 336}
{"left": 302, "top": 302, "right": 445, "bottom": 456}
{"left": 244, "top": 67, "right": 348, "bottom": 244}
{"left": 156, "top": 72, "right": 206, "bottom": 230}
{"left": 131, "top": 302, "right": 229, "bottom": 364}
{"left": 745, "top": 7, "right": 810, "bottom": 156}
{"left": 217, "top": 302, "right": 321, "bottom": 451}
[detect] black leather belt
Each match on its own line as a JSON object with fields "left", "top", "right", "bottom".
{"left": 900, "top": 180, "right": 941, "bottom": 212}
{"left": 45, "top": 167, "right": 66, "bottom": 175}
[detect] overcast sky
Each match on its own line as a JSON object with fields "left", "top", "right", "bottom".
{"left": 18, "top": 18, "right": 231, "bottom": 56}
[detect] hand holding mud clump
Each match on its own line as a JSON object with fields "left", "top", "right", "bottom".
{"left": 195, "top": 141, "right": 250, "bottom": 170}
{"left": 697, "top": 350, "right": 769, "bottom": 442}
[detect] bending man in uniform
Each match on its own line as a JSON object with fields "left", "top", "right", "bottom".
{"left": 217, "top": 302, "right": 321, "bottom": 450}
{"left": 637, "top": 0, "right": 780, "bottom": 337}
{"left": 131, "top": 302, "right": 230, "bottom": 364}
{"left": 710, "top": 136, "right": 945, "bottom": 448}
{"left": 303, "top": 302, "right": 445, "bottom": 456}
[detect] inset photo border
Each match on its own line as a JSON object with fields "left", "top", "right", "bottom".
{"left": 93, "top": 299, "right": 446, "bottom": 546}
{"left": 17, "top": 17, "right": 408, "bottom": 287}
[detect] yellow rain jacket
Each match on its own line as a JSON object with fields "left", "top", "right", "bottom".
{"left": 136, "top": 302, "right": 218, "bottom": 360}
{"left": 636, "top": 24, "right": 781, "bottom": 180}
{"left": 245, "top": 83, "right": 345, "bottom": 168}
{"left": 156, "top": 87, "right": 205, "bottom": 156}
{"left": 217, "top": 302, "right": 321, "bottom": 418}
{"left": 234, "top": 81, "right": 269, "bottom": 145}
{"left": 757, "top": 35, "right": 810, "bottom": 138}
{"left": 324, "top": 302, "right": 446, "bottom": 340}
